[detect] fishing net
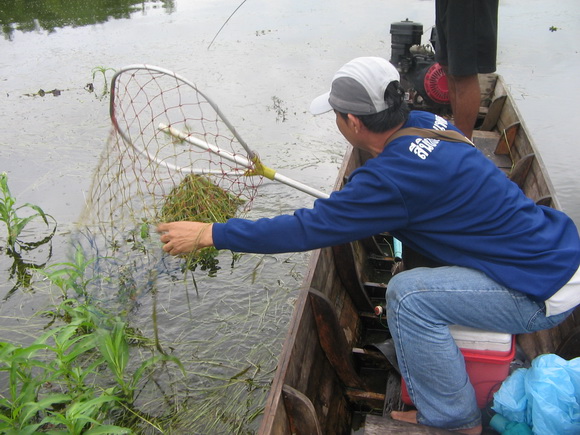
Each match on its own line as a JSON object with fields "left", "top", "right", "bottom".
{"left": 68, "top": 62, "right": 326, "bottom": 318}
{"left": 83, "top": 65, "right": 265, "bottom": 229}
{"left": 75, "top": 65, "right": 272, "bottom": 305}
{"left": 75, "top": 64, "right": 327, "bottom": 308}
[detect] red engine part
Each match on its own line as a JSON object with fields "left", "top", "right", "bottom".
{"left": 423, "top": 63, "right": 449, "bottom": 105}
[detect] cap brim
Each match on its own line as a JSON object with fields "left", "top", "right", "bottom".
{"left": 309, "top": 91, "right": 333, "bottom": 115}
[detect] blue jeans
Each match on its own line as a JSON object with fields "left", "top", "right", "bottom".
{"left": 386, "top": 266, "right": 573, "bottom": 431}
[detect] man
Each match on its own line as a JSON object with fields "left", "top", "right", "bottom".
{"left": 157, "top": 57, "right": 580, "bottom": 434}
{"left": 435, "top": 0, "right": 499, "bottom": 139}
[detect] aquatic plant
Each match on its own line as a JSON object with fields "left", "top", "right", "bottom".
{"left": 0, "top": 301, "right": 125, "bottom": 434}
{"left": 0, "top": 296, "right": 183, "bottom": 434}
{"left": 0, "top": 172, "right": 57, "bottom": 298}
{"left": 90, "top": 66, "right": 116, "bottom": 99}
{"left": 159, "top": 174, "right": 244, "bottom": 278}
{"left": 0, "top": 172, "right": 56, "bottom": 252}
{"left": 268, "top": 96, "right": 288, "bottom": 122}
{"left": 40, "top": 245, "right": 98, "bottom": 301}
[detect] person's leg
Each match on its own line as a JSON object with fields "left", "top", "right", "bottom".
{"left": 444, "top": 70, "right": 480, "bottom": 139}
{"left": 435, "top": 0, "right": 498, "bottom": 138}
{"left": 437, "top": 0, "right": 498, "bottom": 75}
{"left": 386, "top": 266, "right": 571, "bottom": 431}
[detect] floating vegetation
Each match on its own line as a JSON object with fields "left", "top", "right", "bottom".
{"left": 23, "top": 88, "right": 63, "bottom": 97}
{"left": 159, "top": 174, "right": 244, "bottom": 277}
{"left": 268, "top": 96, "right": 288, "bottom": 123}
{"left": 255, "top": 29, "right": 274, "bottom": 37}
{"left": 0, "top": 172, "right": 56, "bottom": 251}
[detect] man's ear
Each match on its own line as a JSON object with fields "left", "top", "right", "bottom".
{"left": 347, "top": 113, "right": 363, "bottom": 134}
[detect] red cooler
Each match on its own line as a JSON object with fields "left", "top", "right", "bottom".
{"left": 401, "top": 325, "right": 516, "bottom": 409}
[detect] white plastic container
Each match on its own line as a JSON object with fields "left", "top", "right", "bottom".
{"left": 449, "top": 325, "right": 513, "bottom": 353}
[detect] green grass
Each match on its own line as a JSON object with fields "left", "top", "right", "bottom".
{"left": 159, "top": 174, "right": 244, "bottom": 279}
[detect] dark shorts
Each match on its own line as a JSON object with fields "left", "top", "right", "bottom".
{"left": 435, "top": 0, "right": 499, "bottom": 76}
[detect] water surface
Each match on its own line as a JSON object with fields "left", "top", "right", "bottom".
{"left": 1, "top": 0, "right": 579, "bottom": 431}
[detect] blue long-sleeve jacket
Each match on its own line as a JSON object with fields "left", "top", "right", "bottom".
{"left": 213, "top": 111, "right": 580, "bottom": 300}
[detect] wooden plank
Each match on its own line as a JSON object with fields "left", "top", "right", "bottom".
{"left": 259, "top": 271, "right": 312, "bottom": 434}
{"left": 509, "top": 153, "right": 535, "bottom": 189}
{"left": 495, "top": 122, "right": 520, "bottom": 156}
{"left": 535, "top": 196, "right": 553, "bottom": 207}
{"left": 495, "top": 88, "right": 520, "bottom": 134}
{"left": 345, "top": 389, "right": 386, "bottom": 409}
{"left": 364, "top": 415, "right": 455, "bottom": 434}
{"left": 308, "top": 288, "right": 367, "bottom": 390}
{"left": 556, "top": 325, "right": 580, "bottom": 360}
{"left": 282, "top": 384, "right": 322, "bottom": 435}
{"left": 332, "top": 243, "right": 375, "bottom": 312}
{"left": 361, "top": 235, "right": 385, "bottom": 256}
{"left": 353, "top": 347, "right": 392, "bottom": 370}
{"left": 472, "top": 130, "right": 512, "bottom": 170}
{"left": 479, "top": 95, "right": 507, "bottom": 131}
{"left": 477, "top": 73, "right": 498, "bottom": 106}
{"left": 259, "top": 247, "right": 355, "bottom": 434}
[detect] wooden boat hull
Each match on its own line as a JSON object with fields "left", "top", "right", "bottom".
{"left": 259, "top": 74, "right": 580, "bottom": 434}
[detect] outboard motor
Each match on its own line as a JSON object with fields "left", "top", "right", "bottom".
{"left": 390, "top": 19, "right": 450, "bottom": 111}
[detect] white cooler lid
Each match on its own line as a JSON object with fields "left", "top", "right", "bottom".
{"left": 449, "top": 325, "right": 513, "bottom": 352}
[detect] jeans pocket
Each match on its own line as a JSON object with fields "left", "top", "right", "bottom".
{"left": 526, "top": 302, "right": 572, "bottom": 331}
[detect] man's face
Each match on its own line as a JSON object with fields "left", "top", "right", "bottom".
{"left": 334, "top": 111, "right": 383, "bottom": 157}
{"left": 334, "top": 111, "right": 357, "bottom": 147}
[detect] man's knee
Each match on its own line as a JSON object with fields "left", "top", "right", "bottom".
{"left": 386, "top": 269, "right": 421, "bottom": 308}
{"left": 386, "top": 267, "right": 445, "bottom": 316}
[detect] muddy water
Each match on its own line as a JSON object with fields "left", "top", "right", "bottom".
{"left": 1, "top": 0, "right": 579, "bottom": 430}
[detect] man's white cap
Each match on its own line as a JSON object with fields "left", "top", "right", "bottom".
{"left": 310, "top": 57, "right": 400, "bottom": 115}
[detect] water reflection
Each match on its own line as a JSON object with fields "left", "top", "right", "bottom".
{"left": 0, "top": 0, "right": 176, "bottom": 40}
{"left": 2, "top": 241, "right": 53, "bottom": 300}
{"left": 0, "top": 172, "right": 57, "bottom": 300}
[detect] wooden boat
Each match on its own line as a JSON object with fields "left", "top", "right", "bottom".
{"left": 257, "top": 73, "right": 580, "bottom": 434}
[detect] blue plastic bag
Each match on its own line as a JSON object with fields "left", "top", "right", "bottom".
{"left": 493, "top": 354, "right": 580, "bottom": 435}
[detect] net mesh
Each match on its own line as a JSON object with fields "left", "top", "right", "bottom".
{"left": 75, "top": 66, "right": 265, "bottom": 304}
{"left": 79, "top": 65, "right": 263, "bottom": 245}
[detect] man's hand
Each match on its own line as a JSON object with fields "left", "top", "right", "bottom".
{"left": 157, "top": 222, "right": 214, "bottom": 256}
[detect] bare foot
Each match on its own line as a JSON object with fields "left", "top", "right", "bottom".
{"left": 390, "top": 410, "right": 482, "bottom": 435}
{"left": 391, "top": 410, "right": 418, "bottom": 424}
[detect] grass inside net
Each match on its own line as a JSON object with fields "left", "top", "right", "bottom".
{"left": 159, "top": 173, "right": 244, "bottom": 276}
